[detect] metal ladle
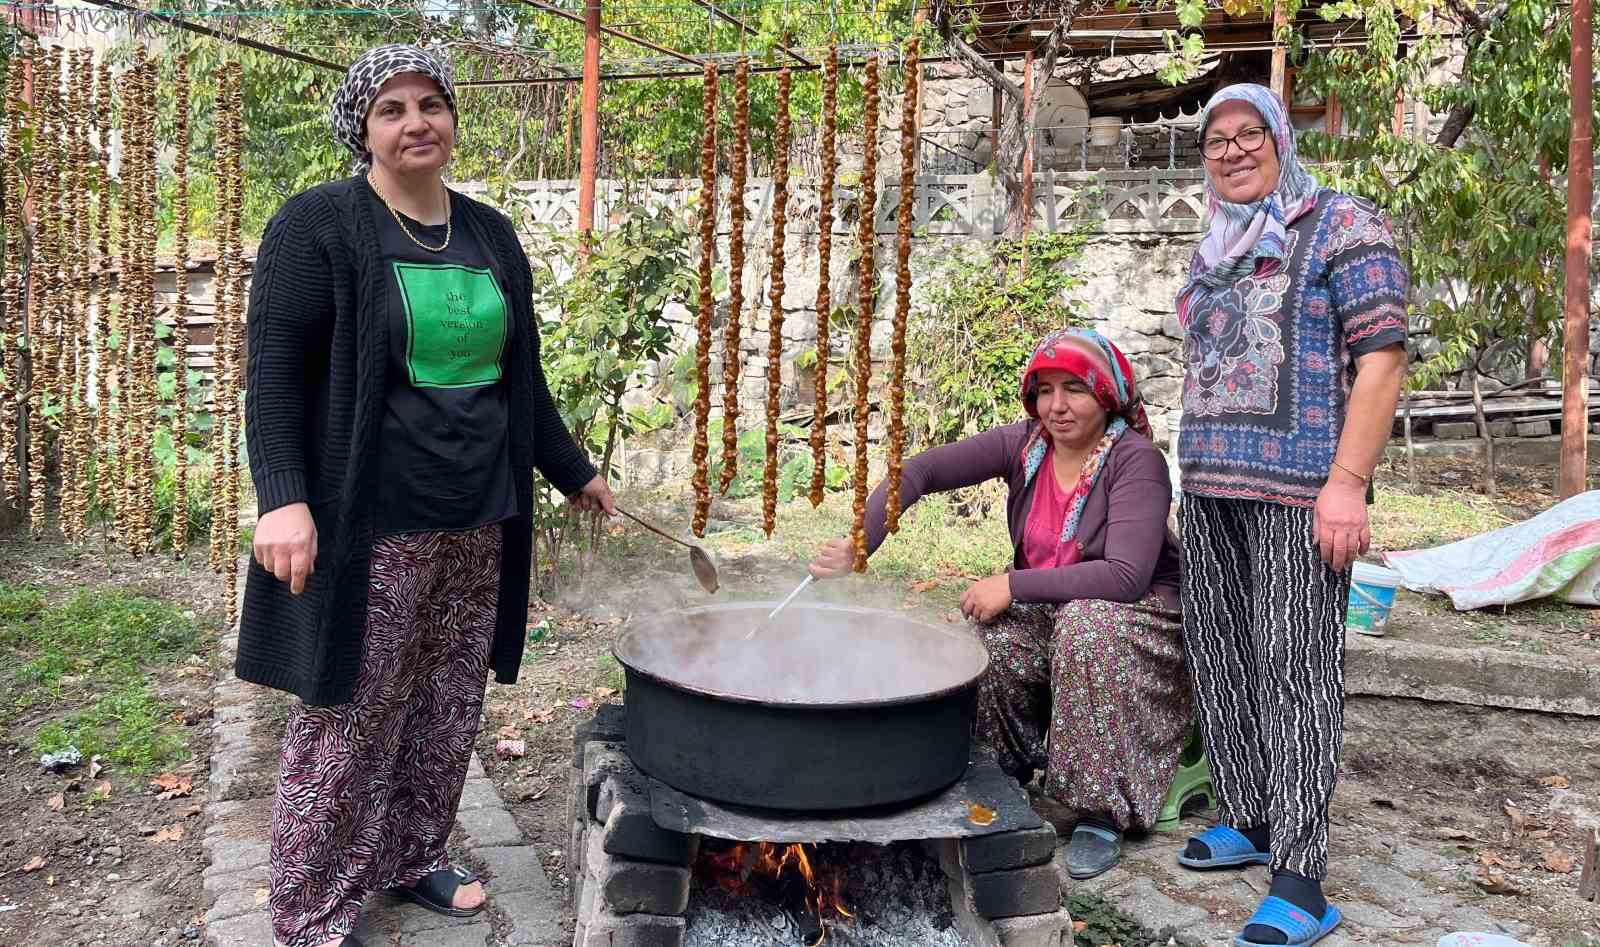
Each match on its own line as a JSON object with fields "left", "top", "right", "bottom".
{"left": 615, "top": 506, "right": 719, "bottom": 594}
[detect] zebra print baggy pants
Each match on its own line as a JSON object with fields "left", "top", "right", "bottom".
{"left": 1179, "top": 495, "right": 1350, "bottom": 881}
{"left": 268, "top": 525, "right": 502, "bottom": 947}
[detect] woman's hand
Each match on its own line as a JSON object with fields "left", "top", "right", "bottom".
{"left": 961, "top": 574, "right": 1013, "bottom": 624}
{"left": 570, "top": 475, "right": 618, "bottom": 517}
{"left": 1313, "top": 472, "right": 1369, "bottom": 572}
{"left": 254, "top": 502, "right": 318, "bottom": 595}
{"left": 808, "top": 537, "right": 857, "bottom": 579}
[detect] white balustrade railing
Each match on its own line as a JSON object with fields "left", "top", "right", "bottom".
{"left": 453, "top": 168, "right": 1211, "bottom": 240}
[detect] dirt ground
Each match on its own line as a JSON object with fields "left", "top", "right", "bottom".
{"left": 0, "top": 533, "right": 227, "bottom": 947}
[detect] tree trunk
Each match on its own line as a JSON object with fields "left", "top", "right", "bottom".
{"left": 1471, "top": 370, "right": 1497, "bottom": 496}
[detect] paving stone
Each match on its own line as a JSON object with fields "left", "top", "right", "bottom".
{"left": 475, "top": 844, "right": 553, "bottom": 896}
{"left": 1434, "top": 421, "right": 1478, "bottom": 439}
{"left": 457, "top": 777, "right": 501, "bottom": 811}
{"left": 1339, "top": 900, "right": 1426, "bottom": 931}
{"left": 992, "top": 906, "right": 1072, "bottom": 947}
{"left": 202, "top": 839, "right": 269, "bottom": 877}
{"left": 494, "top": 888, "right": 569, "bottom": 946}
{"left": 581, "top": 908, "right": 686, "bottom": 947}
{"left": 205, "top": 883, "right": 268, "bottom": 924}
{"left": 400, "top": 920, "right": 493, "bottom": 946}
{"left": 961, "top": 825, "right": 1058, "bottom": 873}
{"left": 457, "top": 805, "right": 523, "bottom": 848}
{"left": 1515, "top": 419, "right": 1553, "bottom": 437}
{"left": 1102, "top": 876, "right": 1212, "bottom": 933}
{"left": 202, "top": 909, "right": 272, "bottom": 947}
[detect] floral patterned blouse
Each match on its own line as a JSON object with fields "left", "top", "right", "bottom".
{"left": 1177, "top": 189, "right": 1410, "bottom": 507}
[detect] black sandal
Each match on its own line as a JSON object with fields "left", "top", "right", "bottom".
{"left": 390, "top": 864, "right": 486, "bottom": 918}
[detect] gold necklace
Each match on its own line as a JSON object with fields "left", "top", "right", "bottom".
{"left": 368, "top": 174, "right": 451, "bottom": 253}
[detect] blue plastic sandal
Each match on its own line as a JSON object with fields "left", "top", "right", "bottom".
{"left": 1233, "top": 896, "right": 1341, "bottom": 947}
{"left": 1176, "top": 825, "right": 1272, "bottom": 869}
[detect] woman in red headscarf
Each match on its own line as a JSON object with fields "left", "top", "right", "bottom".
{"left": 810, "top": 328, "right": 1190, "bottom": 879}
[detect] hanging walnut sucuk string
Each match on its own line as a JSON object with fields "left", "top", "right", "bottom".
{"left": 689, "top": 61, "right": 717, "bottom": 538}
{"left": 760, "top": 68, "right": 793, "bottom": 539}
{"left": 92, "top": 57, "right": 116, "bottom": 529}
{"left": 170, "top": 51, "right": 193, "bottom": 559}
{"left": 26, "top": 47, "right": 63, "bottom": 536}
{"left": 0, "top": 48, "right": 30, "bottom": 509}
{"left": 716, "top": 57, "right": 750, "bottom": 497}
{"left": 849, "top": 57, "right": 880, "bottom": 573}
{"left": 125, "top": 54, "right": 160, "bottom": 555}
{"left": 807, "top": 44, "right": 840, "bottom": 509}
{"left": 212, "top": 60, "right": 246, "bottom": 623}
{"left": 56, "top": 51, "right": 88, "bottom": 542}
{"left": 208, "top": 64, "right": 235, "bottom": 575}
{"left": 885, "top": 38, "right": 920, "bottom": 535}
{"left": 116, "top": 56, "right": 141, "bottom": 544}
{"left": 68, "top": 50, "right": 98, "bottom": 542}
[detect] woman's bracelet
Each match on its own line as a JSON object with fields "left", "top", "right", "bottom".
{"left": 1331, "top": 459, "right": 1371, "bottom": 485}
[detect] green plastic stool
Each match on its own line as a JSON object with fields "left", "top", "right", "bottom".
{"left": 1156, "top": 725, "right": 1216, "bottom": 833}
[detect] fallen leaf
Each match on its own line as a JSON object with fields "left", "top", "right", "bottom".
{"left": 1473, "top": 867, "right": 1527, "bottom": 896}
{"left": 570, "top": 697, "right": 593, "bottom": 710}
{"left": 1504, "top": 801, "right": 1528, "bottom": 833}
{"left": 87, "top": 756, "right": 103, "bottom": 779}
{"left": 524, "top": 707, "right": 556, "bottom": 724}
{"left": 20, "top": 856, "right": 44, "bottom": 873}
{"left": 46, "top": 794, "right": 63, "bottom": 812}
{"left": 183, "top": 804, "right": 203, "bottom": 819}
{"left": 496, "top": 724, "right": 521, "bottom": 741}
{"left": 495, "top": 739, "right": 526, "bottom": 759}
{"left": 1542, "top": 848, "right": 1575, "bottom": 873}
{"left": 44, "top": 874, "right": 55, "bottom": 886}
{"left": 910, "top": 579, "right": 941, "bottom": 593}
{"left": 594, "top": 687, "right": 618, "bottom": 700}
{"left": 92, "top": 780, "right": 112, "bottom": 800}
{"left": 1478, "top": 850, "right": 1523, "bottom": 870}
{"left": 150, "top": 773, "right": 193, "bottom": 800}
{"left": 151, "top": 823, "right": 185, "bottom": 844}
{"left": 1540, "top": 775, "right": 1571, "bottom": 789}
{"left": 254, "top": 888, "right": 269, "bottom": 905}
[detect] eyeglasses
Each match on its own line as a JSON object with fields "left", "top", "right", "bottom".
{"left": 1200, "top": 125, "right": 1270, "bottom": 161}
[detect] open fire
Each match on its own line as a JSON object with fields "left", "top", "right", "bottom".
{"left": 695, "top": 840, "right": 854, "bottom": 945}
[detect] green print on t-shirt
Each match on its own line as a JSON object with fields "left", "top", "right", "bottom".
{"left": 393, "top": 262, "right": 508, "bottom": 389}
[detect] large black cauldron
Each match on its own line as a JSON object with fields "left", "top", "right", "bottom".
{"left": 613, "top": 602, "right": 989, "bottom": 811}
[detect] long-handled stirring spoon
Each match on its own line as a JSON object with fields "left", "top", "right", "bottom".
{"left": 614, "top": 505, "right": 719, "bottom": 594}
{"left": 744, "top": 573, "right": 815, "bottom": 640}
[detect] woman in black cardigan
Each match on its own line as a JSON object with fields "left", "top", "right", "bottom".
{"left": 240, "top": 45, "right": 613, "bottom": 947}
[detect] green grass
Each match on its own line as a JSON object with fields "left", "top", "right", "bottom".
{"left": 713, "top": 486, "right": 1014, "bottom": 587}
{"left": 594, "top": 654, "right": 626, "bottom": 692}
{"left": 0, "top": 579, "right": 201, "bottom": 773}
{"left": 1370, "top": 487, "right": 1511, "bottom": 552}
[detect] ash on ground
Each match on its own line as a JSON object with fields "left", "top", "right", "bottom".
{"left": 684, "top": 842, "right": 970, "bottom": 947}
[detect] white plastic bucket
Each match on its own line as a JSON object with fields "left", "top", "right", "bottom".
{"left": 1437, "top": 935, "right": 1533, "bottom": 947}
{"left": 1347, "top": 561, "right": 1402, "bottom": 636}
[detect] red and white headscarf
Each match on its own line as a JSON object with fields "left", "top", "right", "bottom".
{"left": 1016, "top": 329, "right": 1152, "bottom": 565}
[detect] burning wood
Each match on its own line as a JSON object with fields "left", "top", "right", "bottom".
{"left": 696, "top": 840, "right": 853, "bottom": 946}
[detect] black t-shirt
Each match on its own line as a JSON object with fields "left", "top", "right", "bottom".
{"left": 374, "top": 194, "right": 520, "bottom": 535}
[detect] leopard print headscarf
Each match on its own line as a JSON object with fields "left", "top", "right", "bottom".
{"left": 329, "top": 44, "right": 458, "bottom": 170}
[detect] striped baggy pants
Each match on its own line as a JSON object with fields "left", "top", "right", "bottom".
{"left": 268, "top": 525, "right": 502, "bottom": 947}
{"left": 1179, "top": 496, "right": 1349, "bottom": 880}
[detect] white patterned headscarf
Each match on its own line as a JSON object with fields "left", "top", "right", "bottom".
{"left": 1176, "top": 83, "right": 1320, "bottom": 327}
{"left": 329, "top": 44, "right": 458, "bottom": 171}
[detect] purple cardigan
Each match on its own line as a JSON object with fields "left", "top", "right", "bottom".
{"left": 864, "top": 420, "right": 1182, "bottom": 611}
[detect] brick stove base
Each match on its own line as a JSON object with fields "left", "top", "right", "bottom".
{"left": 567, "top": 705, "right": 1073, "bottom": 947}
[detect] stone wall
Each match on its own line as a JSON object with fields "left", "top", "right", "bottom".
{"left": 582, "top": 223, "right": 1197, "bottom": 487}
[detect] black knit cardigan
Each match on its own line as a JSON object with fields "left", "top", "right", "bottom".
{"left": 236, "top": 176, "right": 596, "bottom": 706}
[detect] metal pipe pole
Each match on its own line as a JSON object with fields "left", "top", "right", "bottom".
{"left": 1560, "top": 0, "right": 1594, "bottom": 497}
{"left": 578, "top": 0, "right": 602, "bottom": 263}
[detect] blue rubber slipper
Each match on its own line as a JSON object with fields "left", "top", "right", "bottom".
{"left": 1233, "top": 896, "right": 1341, "bottom": 947}
{"left": 1176, "top": 825, "right": 1272, "bottom": 869}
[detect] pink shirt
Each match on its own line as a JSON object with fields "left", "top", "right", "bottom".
{"left": 1021, "top": 446, "right": 1070, "bottom": 570}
